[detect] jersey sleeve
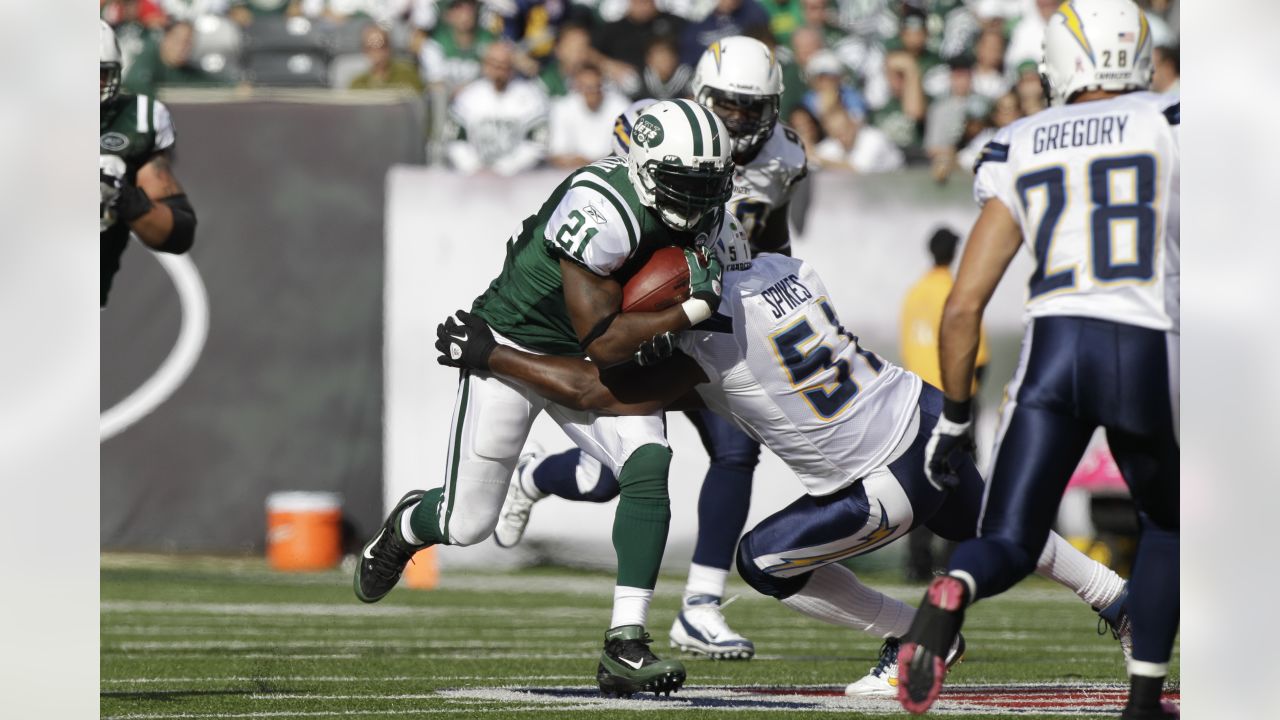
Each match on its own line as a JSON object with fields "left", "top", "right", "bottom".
{"left": 675, "top": 327, "right": 740, "bottom": 383}
{"left": 542, "top": 178, "right": 639, "bottom": 276}
{"left": 152, "top": 99, "right": 176, "bottom": 152}
{"left": 972, "top": 122, "right": 1017, "bottom": 212}
{"left": 774, "top": 124, "right": 810, "bottom": 205}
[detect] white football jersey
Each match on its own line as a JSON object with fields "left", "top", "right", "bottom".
{"left": 975, "top": 91, "right": 1180, "bottom": 331}
{"left": 449, "top": 78, "right": 549, "bottom": 167}
{"left": 730, "top": 123, "right": 809, "bottom": 244}
{"left": 677, "top": 254, "right": 922, "bottom": 496}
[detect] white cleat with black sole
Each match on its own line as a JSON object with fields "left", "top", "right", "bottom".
{"left": 493, "top": 446, "right": 546, "bottom": 549}
{"left": 668, "top": 595, "right": 755, "bottom": 661}
{"left": 845, "top": 634, "right": 965, "bottom": 697}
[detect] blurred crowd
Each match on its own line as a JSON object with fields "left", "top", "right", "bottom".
{"left": 102, "top": 0, "right": 1180, "bottom": 180}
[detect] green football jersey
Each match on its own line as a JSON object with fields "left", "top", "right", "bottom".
{"left": 101, "top": 92, "right": 175, "bottom": 305}
{"left": 471, "top": 156, "right": 712, "bottom": 356}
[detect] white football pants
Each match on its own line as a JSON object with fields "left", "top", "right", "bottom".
{"left": 435, "top": 367, "right": 667, "bottom": 547}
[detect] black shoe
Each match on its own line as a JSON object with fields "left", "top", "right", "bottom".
{"left": 353, "top": 490, "right": 426, "bottom": 603}
{"left": 1120, "top": 700, "right": 1179, "bottom": 719}
{"left": 596, "top": 625, "right": 686, "bottom": 698}
{"left": 898, "top": 575, "right": 969, "bottom": 715}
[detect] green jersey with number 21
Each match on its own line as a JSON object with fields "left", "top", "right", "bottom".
{"left": 472, "top": 155, "right": 721, "bottom": 356}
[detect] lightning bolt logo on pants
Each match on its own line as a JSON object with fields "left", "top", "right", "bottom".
{"left": 762, "top": 501, "right": 901, "bottom": 574}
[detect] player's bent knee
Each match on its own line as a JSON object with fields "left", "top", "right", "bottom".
{"left": 616, "top": 443, "right": 673, "bottom": 502}
{"left": 445, "top": 513, "right": 500, "bottom": 547}
{"left": 580, "top": 473, "right": 621, "bottom": 502}
{"left": 986, "top": 533, "right": 1042, "bottom": 578}
{"left": 735, "top": 533, "right": 809, "bottom": 600}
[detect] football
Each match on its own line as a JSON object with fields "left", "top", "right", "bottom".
{"left": 622, "top": 245, "right": 691, "bottom": 313}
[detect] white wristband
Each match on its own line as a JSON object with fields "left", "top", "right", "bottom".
{"left": 933, "top": 415, "right": 972, "bottom": 437}
{"left": 681, "top": 297, "right": 712, "bottom": 326}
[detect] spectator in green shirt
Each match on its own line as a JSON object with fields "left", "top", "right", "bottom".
{"left": 123, "top": 21, "right": 230, "bottom": 97}
{"left": 421, "top": 0, "right": 497, "bottom": 99}
{"left": 758, "top": 0, "right": 805, "bottom": 47}
{"left": 883, "top": 9, "right": 948, "bottom": 97}
{"left": 350, "top": 24, "right": 426, "bottom": 92}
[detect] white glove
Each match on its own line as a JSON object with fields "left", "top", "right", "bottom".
{"left": 100, "top": 155, "right": 127, "bottom": 232}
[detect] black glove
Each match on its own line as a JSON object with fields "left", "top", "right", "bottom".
{"left": 435, "top": 309, "right": 498, "bottom": 372}
{"left": 634, "top": 332, "right": 675, "bottom": 366}
{"left": 923, "top": 399, "right": 975, "bottom": 491}
{"left": 112, "top": 179, "right": 154, "bottom": 223}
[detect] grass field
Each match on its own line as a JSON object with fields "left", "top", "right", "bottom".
{"left": 101, "top": 554, "right": 1178, "bottom": 720}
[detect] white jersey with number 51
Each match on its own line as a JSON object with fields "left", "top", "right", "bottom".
{"left": 974, "top": 91, "right": 1180, "bottom": 332}
{"left": 677, "top": 254, "right": 921, "bottom": 496}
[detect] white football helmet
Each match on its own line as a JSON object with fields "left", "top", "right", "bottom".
{"left": 101, "top": 20, "right": 123, "bottom": 105}
{"left": 627, "top": 98, "right": 735, "bottom": 234}
{"left": 1040, "top": 0, "right": 1152, "bottom": 107}
{"left": 610, "top": 98, "right": 657, "bottom": 157}
{"left": 690, "top": 36, "right": 784, "bottom": 162}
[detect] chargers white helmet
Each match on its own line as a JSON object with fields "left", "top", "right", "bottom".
{"left": 1040, "top": 0, "right": 1152, "bottom": 107}
{"left": 101, "top": 20, "right": 123, "bottom": 105}
{"left": 610, "top": 98, "right": 657, "bottom": 157}
{"left": 627, "top": 98, "right": 735, "bottom": 234}
{"left": 690, "top": 36, "right": 783, "bottom": 162}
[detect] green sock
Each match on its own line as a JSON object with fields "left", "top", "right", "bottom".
{"left": 612, "top": 443, "right": 673, "bottom": 590}
{"left": 408, "top": 488, "right": 447, "bottom": 546}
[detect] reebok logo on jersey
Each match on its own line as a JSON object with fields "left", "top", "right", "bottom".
{"left": 583, "top": 205, "right": 607, "bottom": 224}
{"left": 633, "top": 115, "right": 664, "bottom": 148}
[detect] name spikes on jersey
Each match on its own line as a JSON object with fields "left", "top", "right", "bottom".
{"left": 677, "top": 254, "right": 920, "bottom": 497}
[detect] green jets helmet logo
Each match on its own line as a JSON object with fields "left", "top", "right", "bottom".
{"left": 632, "top": 115, "right": 664, "bottom": 148}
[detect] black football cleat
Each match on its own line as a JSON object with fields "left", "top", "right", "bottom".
{"left": 1120, "top": 699, "right": 1180, "bottom": 719}
{"left": 597, "top": 625, "right": 686, "bottom": 698}
{"left": 898, "top": 575, "right": 969, "bottom": 714}
{"left": 353, "top": 490, "right": 426, "bottom": 603}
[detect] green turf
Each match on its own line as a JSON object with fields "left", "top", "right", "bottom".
{"left": 101, "top": 554, "right": 1177, "bottom": 720}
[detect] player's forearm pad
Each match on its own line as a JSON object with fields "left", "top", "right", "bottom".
{"left": 157, "top": 194, "right": 196, "bottom": 254}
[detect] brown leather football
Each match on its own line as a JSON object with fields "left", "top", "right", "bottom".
{"left": 621, "top": 246, "right": 691, "bottom": 313}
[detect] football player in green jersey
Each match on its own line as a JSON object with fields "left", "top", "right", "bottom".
{"left": 100, "top": 20, "right": 197, "bottom": 307}
{"left": 354, "top": 99, "right": 736, "bottom": 697}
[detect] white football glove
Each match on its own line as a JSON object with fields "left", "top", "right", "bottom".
{"left": 100, "top": 155, "right": 127, "bottom": 232}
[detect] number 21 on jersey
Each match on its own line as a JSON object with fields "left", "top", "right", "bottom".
{"left": 553, "top": 209, "right": 598, "bottom": 261}
{"left": 1017, "top": 153, "right": 1158, "bottom": 298}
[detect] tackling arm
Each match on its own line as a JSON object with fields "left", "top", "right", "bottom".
{"left": 127, "top": 153, "right": 196, "bottom": 253}
{"left": 487, "top": 344, "right": 707, "bottom": 415}
{"left": 938, "top": 198, "right": 1022, "bottom": 406}
{"left": 561, "top": 259, "right": 695, "bottom": 367}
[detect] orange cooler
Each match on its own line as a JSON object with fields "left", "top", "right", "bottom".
{"left": 266, "top": 491, "right": 343, "bottom": 571}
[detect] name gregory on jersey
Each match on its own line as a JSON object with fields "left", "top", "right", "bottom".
{"left": 974, "top": 91, "right": 1179, "bottom": 332}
